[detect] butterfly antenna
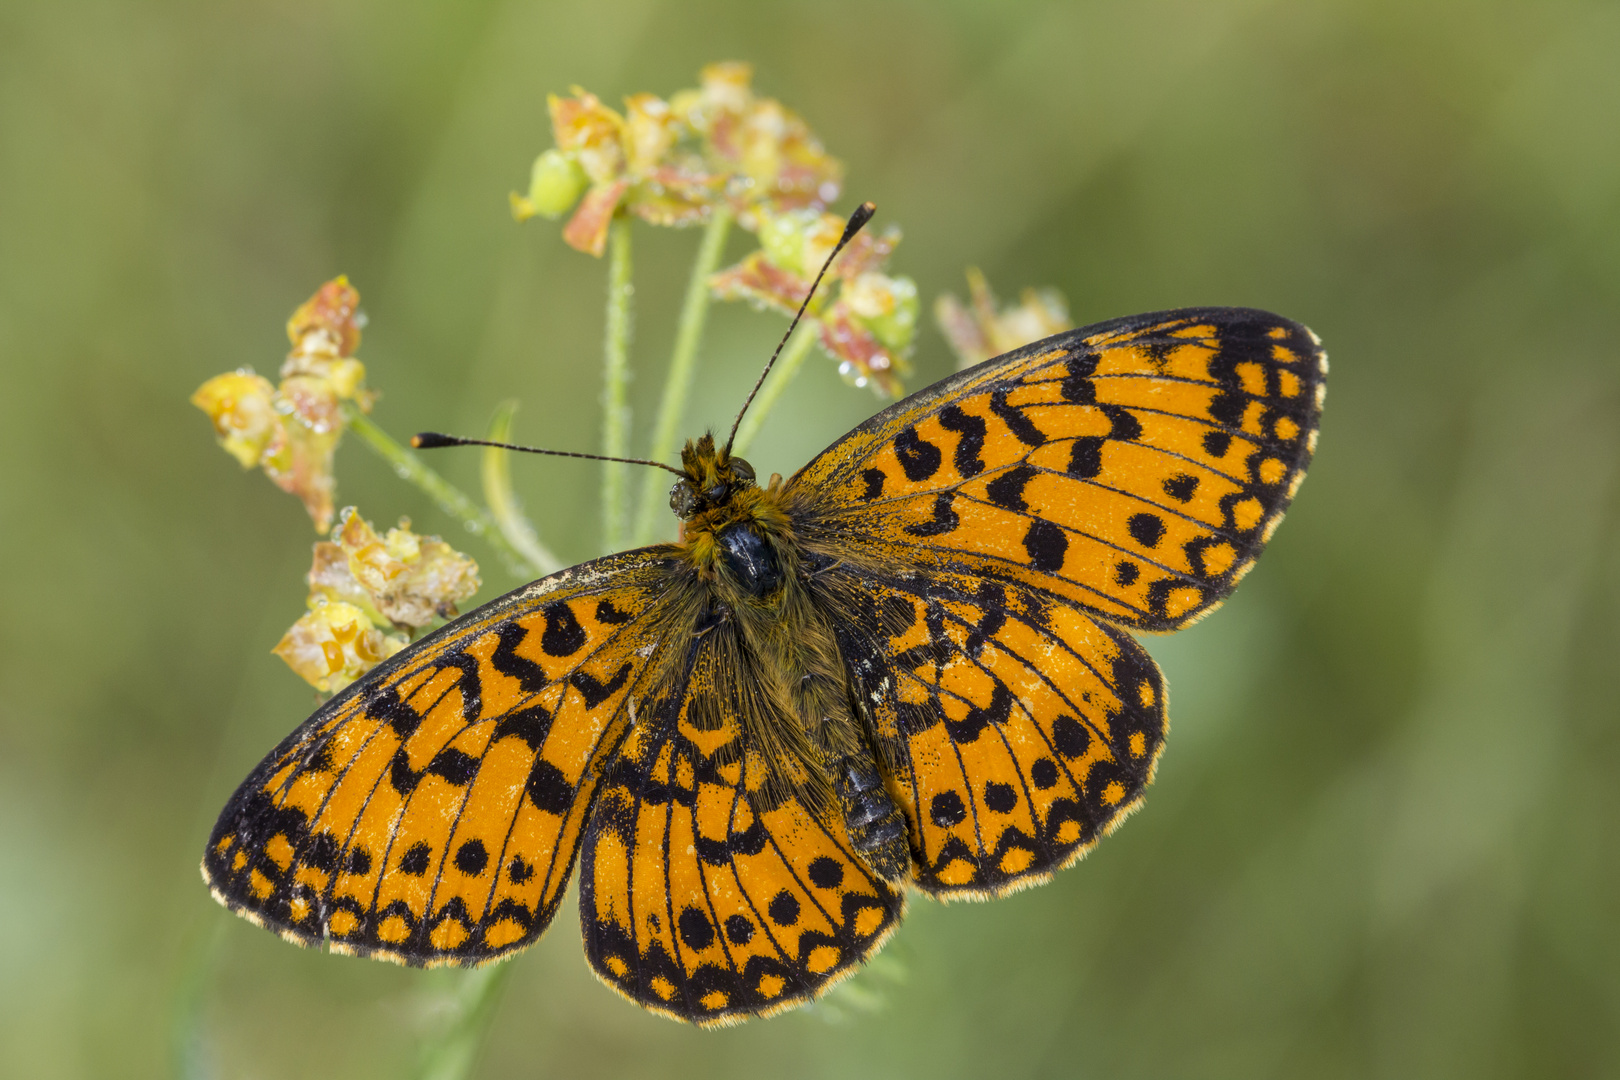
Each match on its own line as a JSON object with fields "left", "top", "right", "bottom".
{"left": 411, "top": 432, "right": 687, "bottom": 476}
{"left": 724, "top": 201, "right": 876, "bottom": 456}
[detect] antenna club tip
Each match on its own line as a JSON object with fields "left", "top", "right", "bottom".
{"left": 843, "top": 201, "right": 876, "bottom": 241}
{"left": 412, "top": 432, "right": 454, "bottom": 449}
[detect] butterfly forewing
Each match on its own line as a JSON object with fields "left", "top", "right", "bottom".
{"left": 581, "top": 613, "right": 904, "bottom": 1024}
{"left": 791, "top": 308, "right": 1325, "bottom": 631}
{"left": 203, "top": 550, "right": 681, "bottom": 965}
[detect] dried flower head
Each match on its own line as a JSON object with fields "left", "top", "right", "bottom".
{"left": 711, "top": 208, "right": 916, "bottom": 397}
{"left": 935, "top": 267, "right": 1073, "bottom": 370}
{"left": 275, "top": 509, "right": 481, "bottom": 692}
{"left": 513, "top": 63, "right": 843, "bottom": 255}
{"left": 192, "top": 276, "right": 374, "bottom": 531}
{"left": 272, "top": 600, "right": 408, "bottom": 695}
{"left": 324, "top": 508, "right": 482, "bottom": 629}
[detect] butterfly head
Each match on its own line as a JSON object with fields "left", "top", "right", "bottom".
{"left": 670, "top": 433, "right": 757, "bottom": 520}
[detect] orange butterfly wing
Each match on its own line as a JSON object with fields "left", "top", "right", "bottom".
{"left": 812, "top": 566, "right": 1165, "bottom": 896}
{"left": 579, "top": 609, "right": 903, "bottom": 1024}
{"left": 791, "top": 308, "right": 1326, "bottom": 631}
{"left": 203, "top": 550, "right": 681, "bottom": 965}
{"left": 789, "top": 308, "right": 1323, "bottom": 895}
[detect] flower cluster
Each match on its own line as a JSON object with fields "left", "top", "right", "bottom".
{"left": 934, "top": 267, "right": 1073, "bottom": 370}
{"left": 711, "top": 208, "right": 917, "bottom": 397}
{"left": 511, "top": 63, "right": 915, "bottom": 396}
{"left": 191, "top": 277, "right": 374, "bottom": 531}
{"left": 273, "top": 508, "right": 481, "bottom": 693}
{"left": 512, "top": 61, "right": 842, "bottom": 255}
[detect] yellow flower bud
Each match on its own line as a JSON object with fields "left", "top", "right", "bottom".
{"left": 272, "top": 599, "right": 407, "bottom": 693}
{"left": 517, "top": 148, "right": 588, "bottom": 221}
{"left": 191, "top": 370, "right": 281, "bottom": 469}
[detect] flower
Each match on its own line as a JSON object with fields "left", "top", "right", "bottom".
{"left": 710, "top": 208, "right": 916, "bottom": 397}
{"left": 934, "top": 267, "right": 1073, "bottom": 369}
{"left": 272, "top": 601, "right": 407, "bottom": 694}
{"left": 190, "top": 370, "right": 278, "bottom": 469}
{"left": 512, "top": 63, "right": 843, "bottom": 255}
{"left": 191, "top": 276, "right": 374, "bottom": 532}
{"left": 319, "top": 508, "right": 481, "bottom": 629}
{"left": 275, "top": 509, "right": 481, "bottom": 693}
{"left": 673, "top": 62, "right": 843, "bottom": 229}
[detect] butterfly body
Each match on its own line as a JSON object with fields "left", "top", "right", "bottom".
{"left": 205, "top": 308, "right": 1325, "bottom": 1025}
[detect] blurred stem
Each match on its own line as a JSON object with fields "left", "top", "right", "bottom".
{"left": 600, "top": 217, "right": 634, "bottom": 551}
{"left": 633, "top": 206, "right": 732, "bottom": 544}
{"left": 342, "top": 403, "right": 539, "bottom": 577}
{"left": 414, "top": 961, "right": 515, "bottom": 1080}
{"left": 730, "top": 320, "right": 819, "bottom": 457}
{"left": 481, "top": 400, "right": 562, "bottom": 576}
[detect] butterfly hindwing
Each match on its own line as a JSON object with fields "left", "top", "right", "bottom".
{"left": 202, "top": 549, "right": 680, "bottom": 965}
{"left": 580, "top": 612, "right": 904, "bottom": 1024}
{"left": 791, "top": 308, "right": 1325, "bottom": 631}
{"left": 814, "top": 564, "right": 1166, "bottom": 897}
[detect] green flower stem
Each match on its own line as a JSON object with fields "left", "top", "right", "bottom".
{"left": 601, "top": 217, "right": 634, "bottom": 551}
{"left": 482, "top": 400, "right": 562, "bottom": 576}
{"left": 730, "top": 320, "right": 819, "bottom": 457}
{"left": 633, "top": 206, "right": 733, "bottom": 544}
{"left": 414, "top": 961, "right": 515, "bottom": 1080}
{"left": 342, "top": 403, "right": 540, "bottom": 577}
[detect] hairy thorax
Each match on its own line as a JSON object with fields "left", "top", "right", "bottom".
{"left": 668, "top": 434, "right": 910, "bottom": 881}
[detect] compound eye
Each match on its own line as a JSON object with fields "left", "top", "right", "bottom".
{"left": 669, "top": 482, "right": 697, "bottom": 517}
{"left": 730, "top": 457, "right": 756, "bottom": 483}
{"left": 704, "top": 483, "right": 728, "bottom": 503}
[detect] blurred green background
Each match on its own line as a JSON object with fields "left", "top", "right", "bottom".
{"left": 3, "top": 0, "right": 1618, "bottom": 1077}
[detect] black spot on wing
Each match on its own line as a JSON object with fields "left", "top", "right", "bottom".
{"left": 454, "top": 839, "right": 488, "bottom": 876}
{"left": 1203, "top": 430, "right": 1232, "bottom": 459}
{"left": 938, "top": 405, "right": 987, "bottom": 478}
{"left": 985, "top": 464, "right": 1037, "bottom": 511}
{"left": 1127, "top": 513, "right": 1166, "bottom": 548}
{"left": 570, "top": 661, "right": 633, "bottom": 709}
{"left": 1051, "top": 715, "right": 1090, "bottom": 758}
{"left": 1067, "top": 437, "right": 1104, "bottom": 479}
{"left": 905, "top": 492, "right": 960, "bottom": 537}
{"left": 983, "top": 781, "right": 1017, "bottom": 814}
{"left": 860, "top": 468, "right": 885, "bottom": 501}
{"left": 894, "top": 426, "right": 943, "bottom": 482}
{"left": 768, "top": 890, "right": 801, "bottom": 926}
{"left": 525, "top": 758, "right": 574, "bottom": 814}
{"left": 1023, "top": 519, "right": 1068, "bottom": 572}
{"left": 428, "top": 748, "right": 479, "bottom": 787}
{"left": 365, "top": 684, "right": 423, "bottom": 740}
{"left": 540, "top": 603, "right": 587, "bottom": 657}
{"left": 1060, "top": 353, "right": 1098, "bottom": 403}
{"left": 678, "top": 906, "right": 715, "bottom": 951}
{"left": 1099, "top": 404, "right": 1143, "bottom": 442}
{"left": 491, "top": 621, "right": 549, "bottom": 694}
{"left": 990, "top": 387, "right": 1046, "bottom": 447}
{"left": 930, "top": 791, "right": 967, "bottom": 826}
{"left": 594, "top": 599, "right": 633, "bottom": 625}
{"left": 492, "top": 702, "right": 552, "bottom": 751}
{"left": 807, "top": 856, "right": 844, "bottom": 889}
{"left": 1163, "top": 474, "right": 1199, "bottom": 503}
{"left": 399, "top": 842, "right": 432, "bottom": 876}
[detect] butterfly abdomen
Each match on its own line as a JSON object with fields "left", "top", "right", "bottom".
{"left": 833, "top": 754, "right": 910, "bottom": 882}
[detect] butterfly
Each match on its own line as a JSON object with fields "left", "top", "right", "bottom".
{"left": 203, "top": 238, "right": 1325, "bottom": 1026}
